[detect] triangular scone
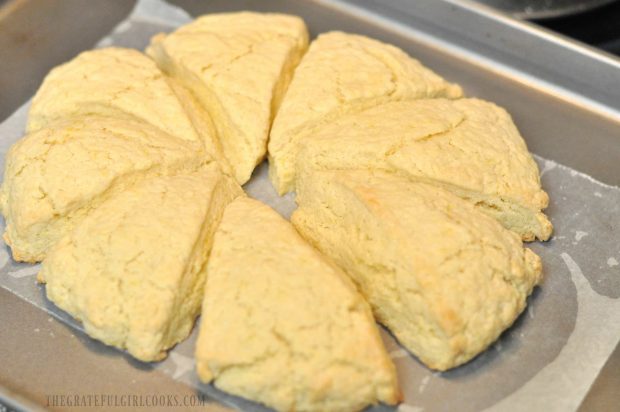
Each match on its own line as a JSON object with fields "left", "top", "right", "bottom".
{"left": 147, "top": 12, "right": 309, "bottom": 184}
{"left": 27, "top": 48, "right": 212, "bottom": 146}
{"left": 292, "top": 170, "right": 543, "bottom": 371}
{"left": 296, "top": 99, "right": 551, "bottom": 241}
{"left": 268, "top": 31, "right": 463, "bottom": 194}
{"left": 38, "top": 165, "right": 242, "bottom": 362}
{"left": 196, "top": 197, "right": 400, "bottom": 412}
{"left": 0, "top": 115, "right": 207, "bottom": 262}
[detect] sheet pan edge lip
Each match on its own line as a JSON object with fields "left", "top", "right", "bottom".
{"left": 0, "top": 382, "right": 47, "bottom": 412}
{"left": 312, "top": 0, "right": 620, "bottom": 121}
{"left": 441, "top": 0, "right": 620, "bottom": 66}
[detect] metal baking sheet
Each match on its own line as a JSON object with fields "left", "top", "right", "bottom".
{"left": 0, "top": 0, "right": 619, "bottom": 411}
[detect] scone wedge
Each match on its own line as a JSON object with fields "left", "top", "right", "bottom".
{"left": 0, "top": 115, "right": 206, "bottom": 262}
{"left": 147, "top": 12, "right": 309, "bottom": 184}
{"left": 296, "top": 99, "right": 552, "bottom": 241}
{"left": 38, "top": 164, "right": 242, "bottom": 362}
{"left": 268, "top": 31, "right": 463, "bottom": 194}
{"left": 196, "top": 197, "right": 400, "bottom": 412}
{"left": 292, "top": 170, "right": 543, "bottom": 371}
{"left": 27, "top": 48, "right": 211, "bottom": 146}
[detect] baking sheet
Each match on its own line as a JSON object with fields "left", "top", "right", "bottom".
{"left": 1, "top": 1, "right": 619, "bottom": 411}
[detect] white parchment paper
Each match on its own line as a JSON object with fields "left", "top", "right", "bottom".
{"left": 0, "top": 1, "right": 618, "bottom": 411}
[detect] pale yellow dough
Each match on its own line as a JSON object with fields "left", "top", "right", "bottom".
{"left": 147, "top": 12, "right": 309, "bottom": 184}
{"left": 27, "top": 48, "right": 209, "bottom": 145}
{"left": 292, "top": 170, "right": 542, "bottom": 371}
{"left": 38, "top": 165, "right": 242, "bottom": 362}
{"left": 268, "top": 31, "right": 463, "bottom": 194}
{"left": 296, "top": 99, "right": 552, "bottom": 241}
{"left": 0, "top": 115, "right": 206, "bottom": 262}
{"left": 196, "top": 197, "right": 400, "bottom": 411}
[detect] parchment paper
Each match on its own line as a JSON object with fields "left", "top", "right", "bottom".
{"left": 0, "top": 1, "right": 618, "bottom": 411}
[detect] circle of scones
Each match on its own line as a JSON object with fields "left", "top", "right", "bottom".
{"left": 0, "top": 11, "right": 551, "bottom": 412}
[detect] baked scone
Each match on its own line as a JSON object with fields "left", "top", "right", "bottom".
{"left": 295, "top": 99, "right": 551, "bottom": 241}
{"left": 292, "top": 170, "right": 543, "bottom": 371}
{"left": 196, "top": 197, "right": 400, "bottom": 411}
{"left": 38, "top": 165, "right": 242, "bottom": 362}
{"left": 147, "top": 12, "right": 309, "bottom": 184}
{"left": 0, "top": 115, "right": 206, "bottom": 262}
{"left": 27, "top": 48, "right": 210, "bottom": 145}
{"left": 268, "top": 31, "right": 463, "bottom": 194}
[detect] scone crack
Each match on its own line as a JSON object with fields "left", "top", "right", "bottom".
{"left": 383, "top": 117, "right": 466, "bottom": 158}
{"left": 356, "top": 44, "right": 398, "bottom": 98}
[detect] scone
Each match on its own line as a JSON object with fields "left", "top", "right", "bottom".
{"left": 196, "top": 197, "right": 400, "bottom": 412}
{"left": 147, "top": 12, "right": 309, "bottom": 184}
{"left": 38, "top": 165, "right": 242, "bottom": 362}
{"left": 268, "top": 31, "right": 463, "bottom": 194}
{"left": 0, "top": 115, "right": 206, "bottom": 262}
{"left": 295, "top": 99, "right": 551, "bottom": 241}
{"left": 292, "top": 170, "right": 543, "bottom": 371}
{"left": 27, "top": 47, "right": 211, "bottom": 146}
